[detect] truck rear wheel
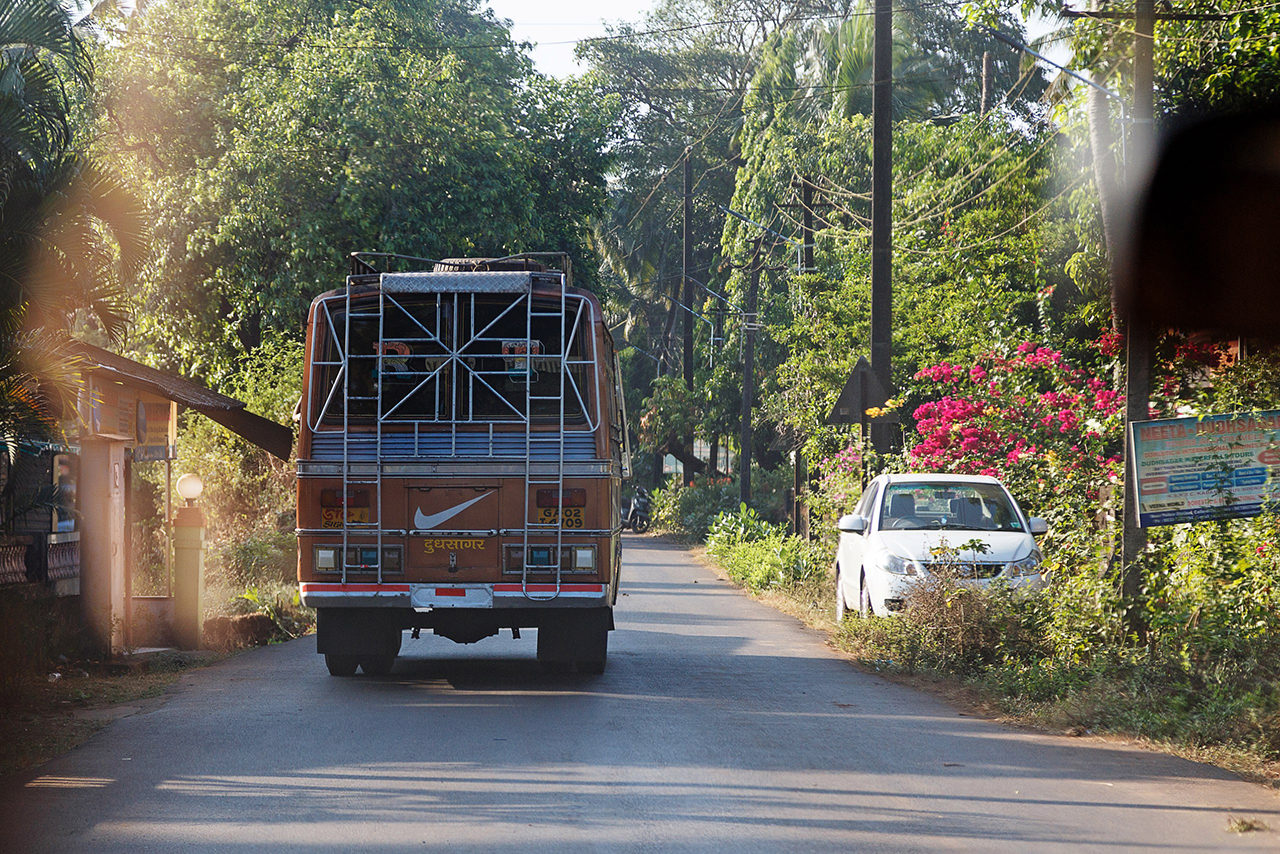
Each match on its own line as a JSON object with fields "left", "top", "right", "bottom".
{"left": 537, "top": 609, "right": 610, "bottom": 674}
{"left": 325, "top": 654, "right": 359, "bottom": 677}
{"left": 359, "top": 628, "right": 402, "bottom": 676}
{"left": 577, "top": 653, "right": 606, "bottom": 675}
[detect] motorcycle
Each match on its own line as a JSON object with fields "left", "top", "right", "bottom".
{"left": 622, "top": 493, "right": 652, "bottom": 534}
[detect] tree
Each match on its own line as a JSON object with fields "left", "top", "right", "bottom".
{"left": 0, "top": 0, "right": 144, "bottom": 529}
{"left": 801, "top": 5, "right": 1038, "bottom": 122}
{"left": 96, "top": 0, "right": 619, "bottom": 378}
{"left": 0, "top": 0, "right": 90, "bottom": 182}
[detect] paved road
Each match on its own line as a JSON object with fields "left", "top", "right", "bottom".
{"left": 3, "top": 537, "right": 1278, "bottom": 852}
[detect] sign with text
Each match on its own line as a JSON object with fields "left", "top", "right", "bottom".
{"left": 81, "top": 373, "right": 177, "bottom": 459}
{"left": 1130, "top": 411, "right": 1280, "bottom": 527}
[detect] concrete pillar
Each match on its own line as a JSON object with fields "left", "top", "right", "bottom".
{"left": 80, "top": 439, "right": 127, "bottom": 657}
{"left": 172, "top": 505, "right": 206, "bottom": 650}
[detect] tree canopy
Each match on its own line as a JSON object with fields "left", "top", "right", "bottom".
{"left": 96, "top": 0, "right": 620, "bottom": 377}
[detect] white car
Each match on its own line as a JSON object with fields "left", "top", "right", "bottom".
{"left": 834, "top": 473, "right": 1049, "bottom": 620}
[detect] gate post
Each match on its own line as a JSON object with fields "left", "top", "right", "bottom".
{"left": 80, "top": 438, "right": 127, "bottom": 657}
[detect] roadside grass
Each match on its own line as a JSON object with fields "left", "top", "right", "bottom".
{"left": 0, "top": 652, "right": 221, "bottom": 778}
{"left": 692, "top": 542, "right": 1280, "bottom": 790}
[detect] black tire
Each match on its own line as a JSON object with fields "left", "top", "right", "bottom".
{"left": 359, "top": 628, "right": 401, "bottom": 676}
{"left": 859, "top": 573, "right": 874, "bottom": 619}
{"left": 325, "top": 654, "right": 359, "bottom": 677}
{"left": 576, "top": 621, "right": 609, "bottom": 674}
{"left": 632, "top": 515, "right": 650, "bottom": 534}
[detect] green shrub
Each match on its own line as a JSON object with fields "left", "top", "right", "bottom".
{"left": 715, "top": 533, "right": 832, "bottom": 593}
{"left": 650, "top": 467, "right": 792, "bottom": 540}
{"left": 829, "top": 515, "right": 1280, "bottom": 762}
{"left": 705, "top": 504, "right": 783, "bottom": 552}
{"left": 175, "top": 335, "right": 300, "bottom": 580}
{"left": 231, "top": 584, "right": 313, "bottom": 639}
{"left": 214, "top": 530, "right": 297, "bottom": 589}
{"left": 650, "top": 476, "right": 742, "bottom": 539}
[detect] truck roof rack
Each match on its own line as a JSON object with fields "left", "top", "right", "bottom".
{"left": 349, "top": 252, "right": 572, "bottom": 288}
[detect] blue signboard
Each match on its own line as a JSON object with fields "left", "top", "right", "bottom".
{"left": 1129, "top": 411, "right": 1280, "bottom": 527}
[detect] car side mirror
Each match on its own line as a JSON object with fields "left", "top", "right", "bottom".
{"left": 837, "top": 514, "right": 867, "bottom": 534}
{"left": 1028, "top": 517, "right": 1048, "bottom": 535}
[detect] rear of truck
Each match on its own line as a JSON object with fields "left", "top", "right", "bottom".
{"left": 295, "top": 254, "right": 628, "bottom": 675}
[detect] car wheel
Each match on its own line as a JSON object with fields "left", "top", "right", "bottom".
{"left": 834, "top": 565, "right": 848, "bottom": 623}
{"left": 359, "top": 655, "right": 396, "bottom": 677}
{"left": 324, "top": 654, "right": 359, "bottom": 677}
{"left": 859, "top": 573, "right": 874, "bottom": 619}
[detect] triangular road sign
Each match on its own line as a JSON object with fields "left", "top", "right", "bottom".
{"left": 826, "top": 356, "right": 894, "bottom": 425}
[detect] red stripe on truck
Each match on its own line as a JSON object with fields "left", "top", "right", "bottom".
{"left": 301, "top": 583, "right": 410, "bottom": 593}
{"left": 493, "top": 583, "right": 605, "bottom": 593}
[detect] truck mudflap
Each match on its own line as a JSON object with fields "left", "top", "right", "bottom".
{"left": 300, "top": 581, "right": 611, "bottom": 609}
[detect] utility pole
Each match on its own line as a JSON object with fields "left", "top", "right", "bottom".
{"left": 682, "top": 146, "right": 695, "bottom": 486}
{"left": 801, "top": 179, "right": 815, "bottom": 272}
{"left": 1120, "top": 0, "right": 1155, "bottom": 640}
{"left": 980, "top": 51, "right": 993, "bottom": 116}
{"left": 739, "top": 241, "right": 762, "bottom": 507}
{"left": 781, "top": 176, "right": 830, "bottom": 537}
{"left": 870, "top": 0, "right": 894, "bottom": 453}
{"left": 795, "top": 177, "right": 814, "bottom": 536}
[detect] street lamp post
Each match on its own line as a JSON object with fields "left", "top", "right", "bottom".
{"left": 173, "top": 473, "right": 206, "bottom": 650}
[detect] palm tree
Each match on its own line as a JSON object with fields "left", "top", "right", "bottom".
{"left": 801, "top": 13, "right": 950, "bottom": 123}
{"left": 0, "top": 0, "right": 143, "bottom": 335}
{"left": 0, "top": 0, "right": 144, "bottom": 490}
{"left": 0, "top": 0, "right": 91, "bottom": 186}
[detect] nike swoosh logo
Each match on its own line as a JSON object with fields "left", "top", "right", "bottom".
{"left": 414, "top": 492, "right": 493, "bottom": 529}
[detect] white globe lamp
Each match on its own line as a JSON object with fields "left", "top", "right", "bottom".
{"left": 176, "top": 473, "right": 204, "bottom": 505}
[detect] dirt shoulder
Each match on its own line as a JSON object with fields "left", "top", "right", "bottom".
{"left": 0, "top": 650, "right": 224, "bottom": 778}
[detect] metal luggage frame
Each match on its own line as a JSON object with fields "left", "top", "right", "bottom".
{"left": 305, "top": 253, "right": 601, "bottom": 600}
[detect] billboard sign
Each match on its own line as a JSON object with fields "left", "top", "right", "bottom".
{"left": 1130, "top": 411, "right": 1280, "bottom": 527}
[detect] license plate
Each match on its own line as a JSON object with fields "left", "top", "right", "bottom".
{"left": 537, "top": 507, "right": 584, "bottom": 528}
{"left": 321, "top": 507, "right": 369, "bottom": 528}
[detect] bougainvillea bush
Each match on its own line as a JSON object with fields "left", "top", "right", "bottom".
{"left": 905, "top": 341, "right": 1125, "bottom": 564}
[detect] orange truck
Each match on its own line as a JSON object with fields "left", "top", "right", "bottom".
{"left": 296, "top": 253, "right": 629, "bottom": 675}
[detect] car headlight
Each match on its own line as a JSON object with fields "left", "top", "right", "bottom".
{"left": 873, "top": 551, "right": 920, "bottom": 576}
{"left": 1006, "top": 550, "right": 1043, "bottom": 577}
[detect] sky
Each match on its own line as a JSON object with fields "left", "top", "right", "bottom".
{"left": 484, "top": 1, "right": 1067, "bottom": 81}
{"left": 483, "top": 0, "right": 656, "bottom": 79}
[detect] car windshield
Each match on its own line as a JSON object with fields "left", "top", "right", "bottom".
{"left": 878, "top": 482, "right": 1024, "bottom": 532}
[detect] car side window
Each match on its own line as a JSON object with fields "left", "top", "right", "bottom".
{"left": 855, "top": 483, "right": 879, "bottom": 523}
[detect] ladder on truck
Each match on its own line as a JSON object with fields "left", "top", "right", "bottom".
{"left": 337, "top": 272, "right": 387, "bottom": 583}
{"left": 520, "top": 270, "right": 568, "bottom": 600}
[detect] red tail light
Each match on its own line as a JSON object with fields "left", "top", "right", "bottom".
{"left": 536, "top": 488, "right": 586, "bottom": 507}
